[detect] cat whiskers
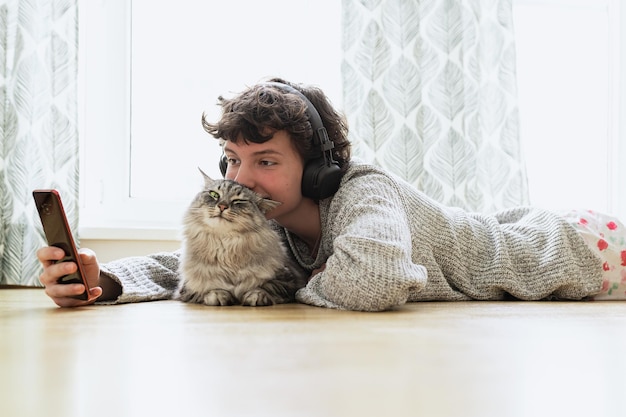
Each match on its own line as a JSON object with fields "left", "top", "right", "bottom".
{"left": 185, "top": 207, "right": 230, "bottom": 225}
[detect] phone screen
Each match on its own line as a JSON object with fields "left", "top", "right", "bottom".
{"left": 33, "top": 190, "right": 89, "bottom": 300}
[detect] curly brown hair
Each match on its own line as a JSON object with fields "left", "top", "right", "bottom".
{"left": 201, "top": 77, "right": 351, "bottom": 170}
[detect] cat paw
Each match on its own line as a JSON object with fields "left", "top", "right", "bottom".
{"left": 177, "top": 286, "right": 196, "bottom": 303}
{"left": 203, "top": 289, "right": 236, "bottom": 306}
{"left": 241, "top": 289, "right": 275, "bottom": 306}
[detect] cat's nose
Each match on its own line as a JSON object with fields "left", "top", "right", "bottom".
{"left": 218, "top": 204, "right": 228, "bottom": 212}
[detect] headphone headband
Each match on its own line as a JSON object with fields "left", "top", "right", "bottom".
{"left": 261, "top": 82, "right": 335, "bottom": 163}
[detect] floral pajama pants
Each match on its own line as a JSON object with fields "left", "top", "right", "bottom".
{"left": 560, "top": 209, "right": 626, "bottom": 300}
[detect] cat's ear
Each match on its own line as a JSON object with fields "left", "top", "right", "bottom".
{"left": 198, "top": 167, "right": 213, "bottom": 186}
{"left": 258, "top": 198, "right": 281, "bottom": 214}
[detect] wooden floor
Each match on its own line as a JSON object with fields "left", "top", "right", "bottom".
{"left": 1, "top": 288, "right": 625, "bottom": 417}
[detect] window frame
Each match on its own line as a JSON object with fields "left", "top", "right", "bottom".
{"left": 78, "top": 0, "right": 626, "bottom": 240}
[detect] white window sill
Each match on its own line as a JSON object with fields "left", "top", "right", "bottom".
{"left": 79, "top": 226, "right": 182, "bottom": 241}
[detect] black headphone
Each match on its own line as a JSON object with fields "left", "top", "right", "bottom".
{"left": 219, "top": 82, "right": 342, "bottom": 200}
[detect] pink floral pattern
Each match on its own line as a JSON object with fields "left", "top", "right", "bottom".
{"left": 562, "top": 209, "right": 626, "bottom": 300}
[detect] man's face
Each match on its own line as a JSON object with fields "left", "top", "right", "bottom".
{"left": 222, "top": 130, "right": 306, "bottom": 221}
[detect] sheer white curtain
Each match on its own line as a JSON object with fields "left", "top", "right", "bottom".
{"left": 0, "top": 0, "right": 79, "bottom": 286}
{"left": 342, "top": 0, "right": 528, "bottom": 211}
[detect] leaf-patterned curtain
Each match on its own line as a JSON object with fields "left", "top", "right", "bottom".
{"left": 342, "top": 0, "right": 529, "bottom": 211}
{"left": 0, "top": 0, "right": 80, "bottom": 286}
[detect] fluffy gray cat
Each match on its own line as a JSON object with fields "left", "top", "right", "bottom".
{"left": 176, "top": 170, "right": 307, "bottom": 306}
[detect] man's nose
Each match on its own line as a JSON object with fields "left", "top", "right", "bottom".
{"left": 232, "top": 163, "right": 255, "bottom": 189}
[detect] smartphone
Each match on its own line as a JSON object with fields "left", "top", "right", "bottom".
{"left": 33, "top": 189, "right": 89, "bottom": 300}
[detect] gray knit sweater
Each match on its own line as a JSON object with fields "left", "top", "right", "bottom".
{"left": 100, "top": 161, "right": 603, "bottom": 311}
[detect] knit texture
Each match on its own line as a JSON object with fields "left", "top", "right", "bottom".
{"left": 98, "top": 161, "right": 604, "bottom": 311}
{"left": 292, "top": 162, "right": 603, "bottom": 310}
{"left": 99, "top": 251, "right": 181, "bottom": 304}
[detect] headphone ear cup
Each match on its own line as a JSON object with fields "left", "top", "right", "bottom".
{"left": 302, "top": 158, "right": 342, "bottom": 200}
{"left": 219, "top": 155, "right": 228, "bottom": 177}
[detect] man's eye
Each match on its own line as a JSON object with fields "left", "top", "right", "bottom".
{"left": 260, "top": 160, "right": 275, "bottom": 166}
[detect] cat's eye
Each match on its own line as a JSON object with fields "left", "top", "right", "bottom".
{"left": 231, "top": 199, "right": 247, "bottom": 206}
{"left": 208, "top": 191, "right": 220, "bottom": 200}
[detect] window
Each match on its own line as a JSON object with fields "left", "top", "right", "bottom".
{"left": 79, "top": 0, "right": 626, "bottom": 240}
{"left": 78, "top": 0, "right": 342, "bottom": 239}
{"left": 513, "top": 0, "right": 623, "bottom": 216}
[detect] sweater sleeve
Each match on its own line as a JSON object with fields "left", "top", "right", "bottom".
{"left": 295, "top": 174, "right": 428, "bottom": 311}
{"left": 97, "top": 251, "right": 182, "bottom": 304}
